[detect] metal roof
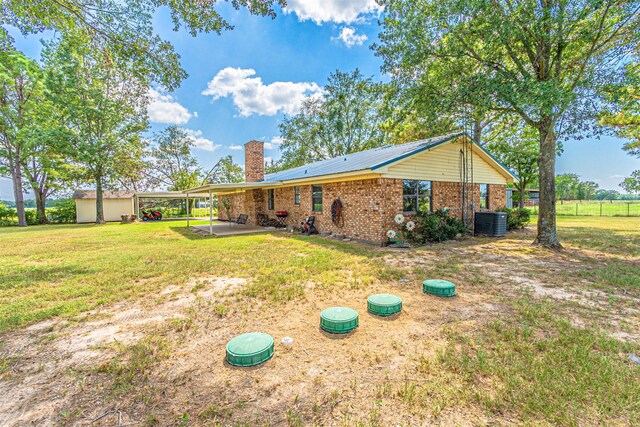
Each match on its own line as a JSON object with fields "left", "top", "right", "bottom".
{"left": 263, "top": 133, "right": 463, "bottom": 182}
{"left": 72, "top": 190, "right": 135, "bottom": 199}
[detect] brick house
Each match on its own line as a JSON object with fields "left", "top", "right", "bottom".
{"left": 185, "top": 133, "right": 516, "bottom": 244}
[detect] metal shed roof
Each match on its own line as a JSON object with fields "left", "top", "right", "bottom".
{"left": 263, "top": 133, "right": 463, "bottom": 182}
{"left": 72, "top": 190, "right": 135, "bottom": 199}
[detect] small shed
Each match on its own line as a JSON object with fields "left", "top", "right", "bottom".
{"left": 72, "top": 190, "right": 135, "bottom": 223}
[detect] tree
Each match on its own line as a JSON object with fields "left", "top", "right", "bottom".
{"left": 556, "top": 174, "right": 581, "bottom": 201}
{"left": 620, "top": 171, "right": 640, "bottom": 194}
{"left": 2, "top": 0, "right": 285, "bottom": 90}
{"left": 601, "top": 61, "right": 640, "bottom": 157}
{"left": 485, "top": 121, "right": 539, "bottom": 208}
{"left": 376, "top": 0, "right": 640, "bottom": 247}
{"left": 149, "top": 126, "right": 201, "bottom": 191}
{"left": 595, "top": 189, "right": 620, "bottom": 200}
{"left": 206, "top": 155, "right": 243, "bottom": 184}
{"left": 577, "top": 181, "right": 599, "bottom": 200}
{"left": 0, "top": 49, "right": 43, "bottom": 226}
{"left": 43, "top": 32, "right": 148, "bottom": 224}
{"left": 277, "top": 69, "right": 389, "bottom": 170}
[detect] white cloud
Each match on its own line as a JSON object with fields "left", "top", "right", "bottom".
{"left": 265, "top": 156, "right": 273, "bottom": 164}
{"left": 609, "top": 174, "right": 625, "bottom": 180}
{"left": 184, "top": 129, "right": 220, "bottom": 152}
{"left": 202, "top": 67, "right": 322, "bottom": 117}
{"left": 229, "top": 145, "right": 243, "bottom": 150}
{"left": 284, "top": 0, "right": 382, "bottom": 24}
{"left": 147, "top": 88, "right": 192, "bottom": 124}
{"left": 333, "top": 27, "right": 368, "bottom": 47}
{"left": 193, "top": 111, "right": 199, "bottom": 118}
{"left": 270, "top": 136, "right": 284, "bottom": 145}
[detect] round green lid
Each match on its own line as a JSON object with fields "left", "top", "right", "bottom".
{"left": 226, "top": 332, "right": 274, "bottom": 367}
{"left": 320, "top": 307, "right": 359, "bottom": 334}
{"left": 423, "top": 279, "right": 456, "bottom": 297}
{"left": 367, "top": 294, "right": 402, "bottom": 317}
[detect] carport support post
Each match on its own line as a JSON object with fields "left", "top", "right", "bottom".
{"left": 209, "top": 189, "right": 213, "bottom": 235}
{"left": 186, "top": 194, "right": 190, "bottom": 227}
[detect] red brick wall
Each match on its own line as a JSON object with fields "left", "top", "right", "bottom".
{"left": 488, "top": 184, "right": 507, "bottom": 209}
{"left": 244, "top": 141, "right": 264, "bottom": 182}
{"left": 265, "top": 178, "right": 403, "bottom": 242}
{"left": 218, "top": 179, "right": 507, "bottom": 243}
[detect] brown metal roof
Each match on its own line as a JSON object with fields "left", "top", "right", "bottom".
{"left": 72, "top": 190, "right": 135, "bottom": 200}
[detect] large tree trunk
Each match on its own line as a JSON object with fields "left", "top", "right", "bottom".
{"left": 33, "top": 188, "right": 48, "bottom": 224}
{"left": 535, "top": 125, "right": 561, "bottom": 248}
{"left": 518, "top": 187, "right": 525, "bottom": 209}
{"left": 10, "top": 159, "right": 27, "bottom": 227}
{"left": 95, "top": 174, "right": 105, "bottom": 224}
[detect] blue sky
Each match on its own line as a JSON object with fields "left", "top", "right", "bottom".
{"left": 1, "top": 0, "right": 637, "bottom": 199}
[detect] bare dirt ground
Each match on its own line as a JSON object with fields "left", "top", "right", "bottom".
{"left": 1, "top": 230, "right": 638, "bottom": 426}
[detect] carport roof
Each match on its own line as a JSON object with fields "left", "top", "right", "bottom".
{"left": 72, "top": 190, "right": 135, "bottom": 199}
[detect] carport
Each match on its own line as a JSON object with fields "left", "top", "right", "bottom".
{"left": 182, "top": 182, "right": 282, "bottom": 235}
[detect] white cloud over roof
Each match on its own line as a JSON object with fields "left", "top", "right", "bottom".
{"left": 147, "top": 88, "right": 192, "bottom": 124}
{"left": 284, "top": 0, "right": 382, "bottom": 24}
{"left": 202, "top": 67, "right": 321, "bottom": 117}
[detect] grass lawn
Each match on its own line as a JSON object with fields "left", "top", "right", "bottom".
{"left": 0, "top": 217, "right": 639, "bottom": 426}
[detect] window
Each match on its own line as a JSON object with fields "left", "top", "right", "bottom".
{"left": 267, "top": 189, "right": 274, "bottom": 210}
{"left": 294, "top": 186, "right": 300, "bottom": 205}
{"left": 312, "top": 184, "right": 323, "bottom": 212}
{"left": 403, "top": 180, "right": 431, "bottom": 213}
{"left": 479, "top": 184, "right": 489, "bottom": 209}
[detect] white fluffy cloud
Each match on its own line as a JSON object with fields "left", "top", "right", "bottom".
{"left": 284, "top": 0, "right": 382, "bottom": 24}
{"left": 202, "top": 67, "right": 322, "bottom": 117}
{"left": 229, "top": 145, "right": 243, "bottom": 150}
{"left": 270, "top": 136, "right": 284, "bottom": 145}
{"left": 147, "top": 88, "right": 192, "bottom": 124}
{"left": 184, "top": 129, "right": 220, "bottom": 152}
{"left": 333, "top": 27, "right": 368, "bottom": 47}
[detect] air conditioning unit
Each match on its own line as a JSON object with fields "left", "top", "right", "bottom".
{"left": 474, "top": 212, "right": 507, "bottom": 237}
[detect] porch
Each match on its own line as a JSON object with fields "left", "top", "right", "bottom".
{"left": 188, "top": 222, "right": 283, "bottom": 237}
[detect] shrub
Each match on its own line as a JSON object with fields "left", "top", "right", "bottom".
{"left": 497, "top": 207, "right": 531, "bottom": 230}
{"left": 0, "top": 202, "right": 17, "bottom": 226}
{"left": 49, "top": 198, "right": 77, "bottom": 224}
{"left": 24, "top": 209, "right": 38, "bottom": 225}
{"left": 410, "top": 209, "right": 467, "bottom": 244}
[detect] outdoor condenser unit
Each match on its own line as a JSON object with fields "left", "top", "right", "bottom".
{"left": 474, "top": 212, "right": 507, "bottom": 237}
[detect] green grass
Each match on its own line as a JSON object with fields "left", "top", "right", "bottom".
{"left": 529, "top": 201, "right": 640, "bottom": 217}
{"left": 438, "top": 298, "right": 640, "bottom": 426}
{"left": 533, "top": 215, "right": 640, "bottom": 257}
{"left": 0, "top": 220, "right": 386, "bottom": 332}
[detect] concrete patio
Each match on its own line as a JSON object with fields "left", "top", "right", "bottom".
{"left": 189, "top": 222, "right": 283, "bottom": 237}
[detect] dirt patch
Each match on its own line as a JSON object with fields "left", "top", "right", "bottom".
{"left": 1, "top": 233, "right": 638, "bottom": 426}
{"left": 0, "top": 276, "right": 243, "bottom": 427}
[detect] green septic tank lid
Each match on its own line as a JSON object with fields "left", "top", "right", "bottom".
{"left": 423, "top": 279, "right": 456, "bottom": 297}
{"left": 320, "top": 307, "right": 359, "bottom": 334}
{"left": 226, "top": 332, "right": 274, "bottom": 367}
{"left": 367, "top": 294, "right": 402, "bottom": 317}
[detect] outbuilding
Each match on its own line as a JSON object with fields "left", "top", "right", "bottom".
{"left": 72, "top": 190, "right": 136, "bottom": 223}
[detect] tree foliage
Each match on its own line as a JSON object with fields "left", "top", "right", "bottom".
{"left": 149, "top": 125, "right": 201, "bottom": 191}
{"left": 277, "top": 69, "right": 389, "bottom": 170}
{"left": 376, "top": 0, "right": 640, "bottom": 247}
{"left": 0, "top": 49, "right": 44, "bottom": 226}
{"left": 206, "top": 155, "right": 243, "bottom": 184}
{"left": 620, "top": 170, "right": 640, "bottom": 194}
{"left": 485, "top": 120, "right": 539, "bottom": 208}
{"left": 601, "top": 62, "right": 640, "bottom": 157}
{"left": 43, "top": 32, "right": 149, "bottom": 223}
{"left": 1, "top": 0, "right": 285, "bottom": 90}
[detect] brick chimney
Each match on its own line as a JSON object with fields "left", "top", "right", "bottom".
{"left": 244, "top": 140, "right": 265, "bottom": 182}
